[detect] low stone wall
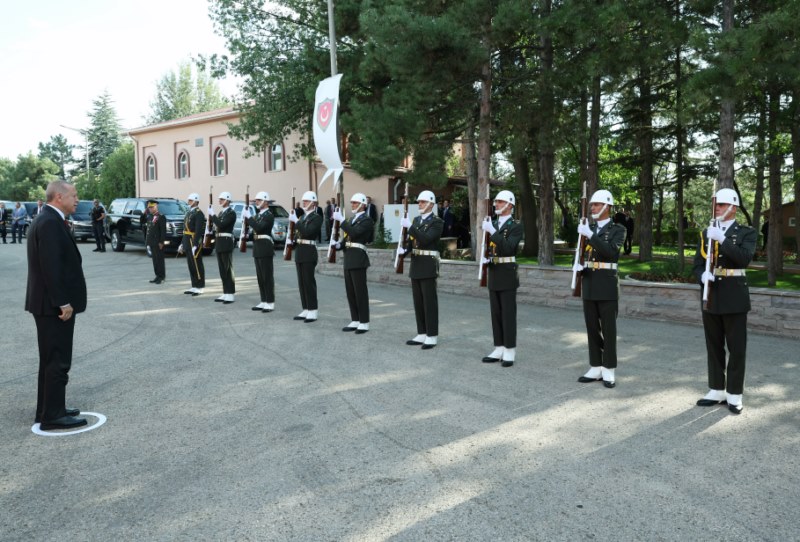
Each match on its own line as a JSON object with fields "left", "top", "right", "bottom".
{"left": 316, "top": 247, "right": 800, "bottom": 340}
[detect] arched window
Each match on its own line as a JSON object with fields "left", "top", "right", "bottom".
{"left": 270, "top": 143, "right": 284, "bottom": 171}
{"left": 213, "top": 145, "right": 227, "bottom": 176}
{"left": 177, "top": 151, "right": 189, "bottom": 179}
{"left": 146, "top": 155, "right": 157, "bottom": 181}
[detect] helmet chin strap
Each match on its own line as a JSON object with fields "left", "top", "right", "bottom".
{"left": 495, "top": 202, "right": 511, "bottom": 215}
{"left": 591, "top": 204, "right": 608, "bottom": 220}
{"left": 717, "top": 204, "right": 734, "bottom": 222}
{"left": 420, "top": 202, "right": 433, "bottom": 214}
{"left": 302, "top": 202, "right": 315, "bottom": 213}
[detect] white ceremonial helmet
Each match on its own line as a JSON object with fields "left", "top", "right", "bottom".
{"left": 589, "top": 189, "right": 614, "bottom": 206}
{"left": 351, "top": 192, "right": 367, "bottom": 205}
{"left": 187, "top": 193, "right": 200, "bottom": 202}
{"left": 715, "top": 188, "right": 739, "bottom": 206}
{"left": 301, "top": 191, "right": 317, "bottom": 203}
{"left": 255, "top": 191, "right": 270, "bottom": 201}
{"left": 494, "top": 190, "right": 516, "bottom": 206}
{"left": 218, "top": 191, "right": 232, "bottom": 201}
{"left": 417, "top": 190, "right": 436, "bottom": 204}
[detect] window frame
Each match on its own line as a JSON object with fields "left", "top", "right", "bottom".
{"left": 213, "top": 145, "right": 227, "bottom": 177}
{"left": 145, "top": 154, "right": 157, "bottom": 181}
{"left": 177, "top": 150, "right": 190, "bottom": 179}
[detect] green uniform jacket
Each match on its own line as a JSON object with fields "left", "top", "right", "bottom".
{"left": 488, "top": 218, "right": 523, "bottom": 291}
{"left": 249, "top": 209, "right": 275, "bottom": 259}
{"left": 183, "top": 207, "right": 206, "bottom": 251}
{"left": 145, "top": 212, "right": 166, "bottom": 246}
{"left": 691, "top": 221, "right": 755, "bottom": 314}
{"left": 211, "top": 207, "right": 236, "bottom": 253}
{"left": 580, "top": 221, "right": 626, "bottom": 301}
{"left": 340, "top": 213, "right": 374, "bottom": 270}
{"left": 405, "top": 214, "right": 444, "bottom": 280}
{"left": 294, "top": 211, "right": 323, "bottom": 264}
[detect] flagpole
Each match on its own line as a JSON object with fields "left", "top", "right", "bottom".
{"left": 326, "top": 0, "right": 344, "bottom": 207}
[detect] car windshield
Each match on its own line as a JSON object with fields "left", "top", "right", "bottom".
{"left": 75, "top": 201, "right": 95, "bottom": 214}
{"left": 156, "top": 201, "right": 189, "bottom": 215}
{"left": 269, "top": 205, "right": 289, "bottom": 218}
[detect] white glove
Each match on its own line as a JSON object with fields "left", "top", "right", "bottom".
{"left": 701, "top": 270, "right": 715, "bottom": 284}
{"left": 400, "top": 217, "right": 412, "bottom": 229}
{"left": 288, "top": 212, "right": 299, "bottom": 224}
{"left": 191, "top": 246, "right": 197, "bottom": 256}
{"left": 572, "top": 262, "right": 584, "bottom": 272}
{"left": 706, "top": 225, "right": 725, "bottom": 243}
{"left": 481, "top": 218, "right": 496, "bottom": 235}
{"left": 332, "top": 210, "right": 345, "bottom": 222}
{"left": 285, "top": 239, "right": 293, "bottom": 246}
{"left": 577, "top": 222, "right": 593, "bottom": 239}
{"left": 482, "top": 257, "right": 491, "bottom": 265}
{"left": 396, "top": 247, "right": 406, "bottom": 256}
{"left": 207, "top": 205, "right": 215, "bottom": 217}
{"left": 242, "top": 208, "right": 251, "bottom": 219}
{"left": 332, "top": 242, "right": 341, "bottom": 250}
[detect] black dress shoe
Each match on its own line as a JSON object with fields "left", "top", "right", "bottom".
{"left": 65, "top": 408, "right": 80, "bottom": 417}
{"left": 577, "top": 376, "right": 602, "bottom": 383}
{"left": 501, "top": 360, "right": 514, "bottom": 367}
{"left": 154, "top": 278, "right": 163, "bottom": 284}
{"left": 149, "top": 278, "right": 158, "bottom": 283}
{"left": 252, "top": 306, "right": 263, "bottom": 311}
{"left": 293, "top": 316, "right": 306, "bottom": 321}
{"left": 482, "top": 356, "right": 500, "bottom": 363}
{"left": 184, "top": 290, "right": 194, "bottom": 294}
{"left": 191, "top": 292, "right": 201, "bottom": 297}
{"left": 100, "top": 249, "right": 106, "bottom": 252}
{"left": 406, "top": 340, "right": 423, "bottom": 346}
{"left": 262, "top": 308, "right": 273, "bottom": 313}
{"left": 728, "top": 404, "right": 743, "bottom": 415}
{"left": 603, "top": 380, "right": 616, "bottom": 388}
{"left": 696, "top": 398, "right": 727, "bottom": 407}
{"left": 342, "top": 326, "right": 357, "bottom": 332}
{"left": 354, "top": 329, "right": 368, "bottom": 334}
{"left": 304, "top": 318, "right": 317, "bottom": 323}
{"left": 223, "top": 299, "right": 234, "bottom": 304}
{"left": 93, "top": 248, "right": 100, "bottom": 252}
{"left": 215, "top": 297, "right": 225, "bottom": 302}
{"left": 421, "top": 343, "right": 436, "bottom": 350}
{"left": 40, "top": 416, "right": 88, "bottom": 430}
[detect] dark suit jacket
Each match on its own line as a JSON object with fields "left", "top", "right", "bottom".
{"left": 488, "top": 217, "right": 523, "bottom": 291}
{"left": 580, "top": 221, "right": 626, "bottom": 301}
{"left": 340, "top": 213, "right": 374, "bottom": 270}
{"left": 692, "top": 221, "right": 755, "bottom": 314}
{"left": 366, "top": 203, "right": 378, "bottom": 223}
{"left": 211, "top": 207, "right": 236, "bottom": 253}
{"left": 406, "top": 214, "right": 444, "bottom": 280}
{"left": 183, "top": 207, "right": 206, "bottom": 250}
{"left": 250, "top": 209, "right": 275, "bottom": 259}
{"left": 25, "top": 205, "right": 87, "bottom": 316}
{"left": 294, "top": 211, "right": 322, "bottom": 264}
{"left": 146, "top": 212, "right": 166, "bottom": 246}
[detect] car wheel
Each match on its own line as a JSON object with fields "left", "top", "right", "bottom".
{"left": 111, "top": 231, "right": 126, "bottom": 252}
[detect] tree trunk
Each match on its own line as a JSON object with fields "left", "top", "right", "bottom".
{"left": 767, "top": 87, "right": 783, "bottom": 285}
{"left": 536, "top": 0, "right": 555, "bottom": 266}
{"left": 718, "top": 0, "right": 735, "bottom": 189}
{"left": 752, "top": 95, "right": 767, "bottom": 256}
{"left": 465, "top": 122, "right": 479, "bottom": 256}
{"left": 792, "top": 90, "right": 800, "bottom": 264}
{"left": 476, "top": 59, "right": 492, "bottom": 261}
{"left": 513, "top": 139, "right": 538, "bottom": 256}
{"left": 637, "top": 70, "right": 654, "bottom": 262}
{"left": 674, "top": 0, "right": 685, "bottom": 271}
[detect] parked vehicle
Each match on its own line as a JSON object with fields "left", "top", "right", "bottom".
{"left": 231, "top": 201, "right": 290, "bottom": 248}
{"left": 67, "top": 200, "right": 106, "bottom": 242}
{"left": 106, "top": 197, "right": 189, "bottom": 254}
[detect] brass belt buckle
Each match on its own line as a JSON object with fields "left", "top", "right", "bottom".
{"left": 592, "top": 261, "right": 599, "bottom": 270}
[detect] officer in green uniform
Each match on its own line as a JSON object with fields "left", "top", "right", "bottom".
{"left": 398, "top": 190, "right": 444, "bottom": 349}
{"left": 692, "top": 187, "right": 755, "bottom": 414}
{"left": 480, "top": 190, "right": 524, "bottom": 367}
{"left": 574, "top": 189, "right": 626, "bottom": 388}
{"left": 331, "top": 192, "right": 374, "bottom": 334}
{"left": 208, "top": 191, "right": 237, "bottom": 304}
{"left": 244, "top": 191, "right": 275, "bottom": 313}
{"left": 289, "top": 191, "right": 323, "bottom": 323}
{"left": 178, "top": 193, "right": 206, "bottom": 296}
{"left": 145, "top": 200, "right": 166, "bottom": 284}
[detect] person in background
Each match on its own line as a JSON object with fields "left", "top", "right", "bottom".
{"left": 145, "top": 200, "right": 166, "bottom": 284}
{"left": 0, "top": 202, "right": 7, "bottom": 243}
{"left": 91, "top": 199, "right": 106, "bottom": 252}
{"left": 244, "top": 191, "right": 276, "bottom": 312}
{"left": 11, "top": 202, "right": 27, "bottom": 243}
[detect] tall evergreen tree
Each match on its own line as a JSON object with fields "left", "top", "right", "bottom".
{"left": 83, "top": 91, "right": 123, "bottom": 175}
{"left": 147, "top": 61, "right": 228, "bottom": 124}
{"left": 37, "top": 134, "right": 74, "bottom": 179}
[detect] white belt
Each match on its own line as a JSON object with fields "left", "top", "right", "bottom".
{"left": 714, "top": 268, "right": 746, "bottom": 277}
{"left": 491, "top": 256, "right": 516, "bottom": 264}
{"left": 412, "top": 249, "right": 440, "bottom": 258}
{"left": 346, "top": 242, "right": 367, "bottom": 250}
{"left": 255, "top": 234, "right": 273, "bottom": 242}
{"left": 296, "top": 239, "right": 315, "bottom": 245}
{"left": 217, "top": 233, "right": 233, "bottom": 238}
{"left": 587, "top": 262, "right": 618, "bottom": 270}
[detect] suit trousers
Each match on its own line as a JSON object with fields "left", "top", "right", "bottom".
{"left": 489, "top": 289, "right": 517, "bottom": 348}
{"left": 344, "top": 267, "right": 369, "bottom": 323}
{"left": 254, "top": 257, "right": 275, "bottom": 303}
{"left": 411, "top": 277, "right": 438, "bottom": 336}
{"left": 92, "top": 222, "right": 105, "bottom": 250}
{"left": 583, "top": 299, "right": 618, "bottom": 368}
{"left": 34, "top": 314, "right": 75, "bottom": 422}
{"left": 216, "top": 251, "right": 235, "bottom": 294}
{"left": 702, "top": 311, "right": 747, "bottom": 394}
{"left": 296, "top": 262, "right": 318, "bottom": 310}
{"left": 150, "top": 245, "right": 165, "bottom": 279}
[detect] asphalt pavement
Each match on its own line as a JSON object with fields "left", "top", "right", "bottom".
{"left": 1, "top": 242, "right": 798, "bottom": 541}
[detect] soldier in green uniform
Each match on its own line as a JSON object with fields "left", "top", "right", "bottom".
{"left": 692, "top": 188, "right": 755, "bottom": 414}
{"left": 289, "top": 191, "right": 323, "bottom": 323}
{"left": 398, "top": 190, "right": 444, "bottom": 349}
{"left": 480, "top": 190, "right": 524, "bottom": 367}
{"left": 244, "top": 191, "right": 275, "bottom": 312}
{"left": 208, "top": 191, "right": 237, "bottom": 304}
{"left": 573, "top": 189, "right": 626, "bottom": 388}
{"left": 145, "top": 200, "right": 166, "bottom": 284}
{"left": 331, "top": 192, "right": 375, "bottom": 334}
{"left": 178, "top": 193, "right": 206, "bottom": 296}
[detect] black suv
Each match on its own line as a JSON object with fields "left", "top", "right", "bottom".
{"left": 106, "top": 197, "right": 189, "bottom": 253}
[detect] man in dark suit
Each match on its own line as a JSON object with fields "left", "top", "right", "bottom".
{"left": 146, "top": 200, "right": 166, "bottom": 284}
{"left": 398, "top": 190, "right": 444, "bottom": 349}
{"left": 25, "top": 181, "right": 88, "bottom": 430}
{"left": 480, "top": 191, "right": 524, "bottom": 367}
{"left": 574, "top": 189, "right": 626, "bottom": 388}
{"left": 90, "top": 199, "right": 106, "bottom": 252}
{"left": 440, "top": 199, "right": 455, "bottom": 238}
{"left": 208, "top": 191, "right": 237, "bottom": 304}
{"left": 245, "top": 191, "right": 276, "bottom": 312}
{"left": 0, "top": 202, "right": 7, "bottom": 243}
{"left": 324, "top": 199, "right": 335, "bottom": 241}
{"left": 289, "top": 191, "right": 323, "bottom": 322}
{"left": 332, "top": 193, "right": 375, "bottom": 334}
{"left": 692, "top": 187, "right": 755, "bottom": 414}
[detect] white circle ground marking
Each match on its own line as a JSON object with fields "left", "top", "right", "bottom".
{"left": 31, "top": 412, "right": 107, "bottom": 437}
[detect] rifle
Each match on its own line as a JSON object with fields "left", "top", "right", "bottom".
{"left": 394, "top": 182, "right": 410, "bottom": 274}
{"left": 702, "top": 181, "right": 718, "bottom": 310}
{"left": 478, "top": 184, "right": 491, "bottom": 287}
{"left": 239, "top": 185, "right": 249, "bottom": 253}
{"left": 571, "top": 181, "right": 589, "bottom": 296}
{"left": 327, "top": 193, "right": 342, "bottom": 264}
{"left": 283, "top": 188, "right": 296, "bottom": 261}
{"left": 203, "top": 186, "right": 215, "bottom": 249}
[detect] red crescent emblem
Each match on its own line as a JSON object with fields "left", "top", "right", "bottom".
{"left": 317, "top": 98, "right": 334, "bottom": 132}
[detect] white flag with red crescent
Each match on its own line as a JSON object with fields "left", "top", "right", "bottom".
{"left": 313, "top": 74, "right": 344, "bottom": 190}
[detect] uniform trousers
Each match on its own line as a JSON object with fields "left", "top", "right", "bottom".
{"left": 182, "top": 238, "right": 205, "bottom": 288}
{"left": 254, "top": 257, "right": 275, "bottom": 303}
{"left": 296, "top": 262, "right": 318, "bottom": 310}
{"left": 411, "top": 277, "right": 438, "bottom": 336}
{"left": 149, "top": 244, "right": 165, "bottom": 279}
{"left": 583, "top": 299, "right": 618, "bottom": 368}
{"left": 702, "top": 310, "right": 747, "bottom": 394}
{"left": 93, "top": 222, "right": 106, "bottom": 250}
{"left": 216, "top": 251, "right": 235, "bottom": 294}
{"left": 489, "top": 289, "right": 517, "bottom": 348}
{"left": 344, "top": 268, "right": 369, "bottom": 323}
{"left": 34, "top": 314, "right": 75, "bottom": 423}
